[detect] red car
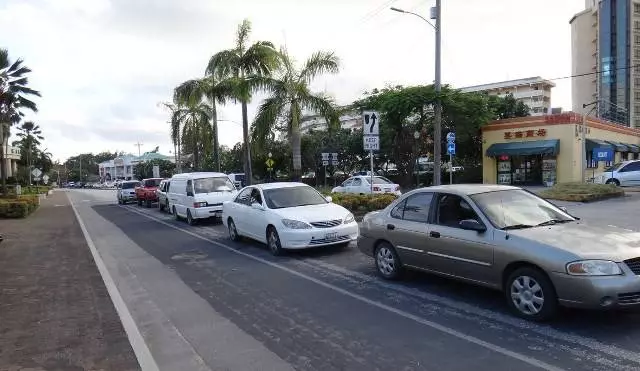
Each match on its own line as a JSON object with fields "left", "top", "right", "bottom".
{"left": 135, "top": 178, "right": 163, "bottom": 207}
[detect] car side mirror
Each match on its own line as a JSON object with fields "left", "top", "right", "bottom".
{"left": 251, "top": 203, "right": 264, "bottom": 210}
{"left": 325, "top": 196, "right": 333, "bottom": 203}
{"left": 186, "top": 191, "right": 194, "bottom": 197}
{"left": 559, "top": 206, "right": 568, "bottom": 213}
{"left": 459, "top": 219, "right": 486, "bottom": 233}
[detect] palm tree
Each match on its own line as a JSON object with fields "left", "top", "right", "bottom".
{"left": 0, "top": 49, "right": 40, "bottom": 192}
{"left": 207, "top": 19, "right": 280, "bottom": 185}
{"left": 15, "top": 121, "right": 44, "bottom": 183}
{"left": 169, "top": 102, "right": 212, "bottom": 170}
{"left": 160, "top": 102, "right": 182, "bottom": 172}
{"left": 251, "top": 48, "right": 340, "bottom": 179}
{"left": 174, "top": 77, "right": 232, "bottom": 172}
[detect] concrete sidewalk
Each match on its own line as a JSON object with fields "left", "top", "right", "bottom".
{"left": 0, "top": 191, "right": 139, "bottom": 371}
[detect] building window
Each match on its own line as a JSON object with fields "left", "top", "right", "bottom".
{"left": 635, "top": 3, "right": 640, "bottom": 14}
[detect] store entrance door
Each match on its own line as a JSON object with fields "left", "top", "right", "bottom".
{"left": 510, "top": 155, "right": 543, "bottom": 185}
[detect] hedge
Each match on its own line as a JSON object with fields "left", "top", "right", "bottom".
{"left": 327, "top": 193, "right": 398, "bottom": 215}
{"left": 0, "top": 195, "right": 40, "bottom": 218}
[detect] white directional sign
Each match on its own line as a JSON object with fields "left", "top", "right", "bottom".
{"left": 363, "top": 135, "right": 380, "bottom": 151}
{"left": 322, "top": 160, "right": 329, "bottom": 166}
{"left": 331, "top": 160, "right": 339, "bottom": 166}
{"left": 31, "top": 168, "right": 42, "bottom": 178}
{"left": 446, "top": 132, "right": 455, "bottom": 142}
{"left": 331, "top": 152, "right": 338, "bottom": 159}
{"left": 362, "top": 111, "right": 380, "bottom": 136}
{"left": 42, "top": 174, "right": 50, "bottom": 184}
{"left": 321, "top": 152, "right": 330, "bottom": 160}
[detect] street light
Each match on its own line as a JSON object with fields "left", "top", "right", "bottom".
{"left": 391, "top": 1, "right": 442, "bottom": 185}
{"left": 414, "top": 131, "right": 420, "bottom": 187}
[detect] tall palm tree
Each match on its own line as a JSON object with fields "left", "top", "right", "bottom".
{"left": 0, "top": 49, "right": 40, "bottom": 192}
{"left": 251, "top": 48, "right": 340, "bottom": 179}
{"left": 15, "top": 121, "right": 44, "bottom": 183}
{"left": 169, "top": 102, "right": 212, "bottom": 170}
{"left": 160, "top": 102, "right": 182, "bottom": 172}
{"left": 207, "top": 19, "right": 280, "bottom": 185}
{"left": 174, "top": 77, "right": 232, "bottom": 172}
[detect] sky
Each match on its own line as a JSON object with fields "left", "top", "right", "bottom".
{"left": 1, "top": 0, "right": 586, "bottom": 162}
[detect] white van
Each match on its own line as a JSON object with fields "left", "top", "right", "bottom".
{"left": 168, "top": 172, "right": 238, "bottom": 225}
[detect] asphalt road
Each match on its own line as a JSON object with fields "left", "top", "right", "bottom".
{"left": 67, "top": 189, "right": 640, "bottom": 371}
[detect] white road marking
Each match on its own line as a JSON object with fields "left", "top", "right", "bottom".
{"left": 69, "top": 195, "right": 160, "bottom": 371}
{"left": 123, "top": 205, "right": 565, "bottom": 371}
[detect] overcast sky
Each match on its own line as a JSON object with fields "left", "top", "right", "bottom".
{"left": 1, "top": 0, "right": 585, "bottom": 162}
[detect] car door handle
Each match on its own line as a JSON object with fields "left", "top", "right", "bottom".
{"left": 386, "top": 224, "right": 395, "bottom": 230}
{"left": 430, "top": 231, "right": 440, "bottom": 238}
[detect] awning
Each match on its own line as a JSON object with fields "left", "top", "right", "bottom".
{"left": 585, "top": 139, "right": 613, "bottom": 152}
{"left": 605, "top": 141, "right": 629, "bottom": 152}
{"left": 623, "top": 143, "right": 640, "bottom": 153}
{"left": 486, "top": 139, "right": 560, "bottom": 157}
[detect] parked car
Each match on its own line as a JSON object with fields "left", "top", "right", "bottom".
{"left": 157, "top": 179, "right": 171, "bottom": 212}
{"left": 168, "top": 172, "right": 238, "bottom": 225}
{"left": 135, "top": 178, "right": 163, "bottom": 207}
{"left": 592, "top": 159, "right": 640, "bottom": 186}
{"left": 331, "top": 175, "right": 401, "bottom": 196}
{"left": 357, "top": 184, "right": 640, "bottom": 321}
{"left": 117, "top": 180, "right": 141, "bottom": 204}
{"left": 222, "top": 182, "right": 359, "bottom": 256}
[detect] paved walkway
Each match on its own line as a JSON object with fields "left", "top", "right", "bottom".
{"left": 0, "top": 191, "right": 139, "bottom": 371}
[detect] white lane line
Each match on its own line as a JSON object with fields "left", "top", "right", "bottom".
{"left": 123, "top": 205, "right": 565, "bottom": 371}
{"left": 69, "top": 195, "right": 160, "bottom": 371}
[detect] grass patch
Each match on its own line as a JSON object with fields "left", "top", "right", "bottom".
{"left": 538, "top": 183, "right": 625, "bottom": 202}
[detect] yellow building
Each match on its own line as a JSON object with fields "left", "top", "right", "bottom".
{"left": 481, "top": 113, "right": 640, "bottom": 185}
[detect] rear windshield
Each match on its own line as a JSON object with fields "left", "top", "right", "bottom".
{"left": 144, "top": 179, "right": 162, "bottom": 187}
{"left": 121, "top": 182, "right": 139, "bottom": 189}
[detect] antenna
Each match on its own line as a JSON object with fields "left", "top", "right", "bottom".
{"left": 134, "top": 141, "right": 144, "bottom": 157}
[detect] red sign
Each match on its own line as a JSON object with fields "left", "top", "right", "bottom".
{"left": 504, "top": 128, "right": 546, "bottom": 140}
{"left": 544, "top": 113, "right": 576, "bottom": 124}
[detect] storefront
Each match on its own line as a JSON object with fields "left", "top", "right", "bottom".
{"left": 482, "top": 113, "right": 640, "bottom": 185}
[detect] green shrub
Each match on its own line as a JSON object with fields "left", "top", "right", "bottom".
{"left": 328, "top": 193, "right": 398, "bottom": 214}
{"left": 0, "top": 195, "right": 40, "bottom": 218}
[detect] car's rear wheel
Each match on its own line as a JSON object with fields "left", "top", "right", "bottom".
{"left": 146, "top": 199, "right": 152, "bottom": 208}
{"left": 186, "top": 209, "right": 196, "bottom": 225}
{"left": 267, "top": 226, "right": 284, "bottom": 256}
{"left": 374, "top": 242, "right": 402, "bottom": 280}
{"left": 505, "top": 267, "right": 558, "bottom": 322}
{"left": 228, "top": 218, "right": 241, "bottom": 241}
{"left": 137, "top": 198, "right": 142, "bottom": 206}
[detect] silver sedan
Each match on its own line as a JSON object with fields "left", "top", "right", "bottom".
{"left": 357, "top": 184, "right": 640, "bottom": 321}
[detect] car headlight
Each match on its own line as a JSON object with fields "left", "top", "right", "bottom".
{"left": 344, "top": 213, "right": 355, "bottom": 224}
{"left": 281, "top": 219, "right": 311, "bottom": 229}
{"left": 566, "top": 260, "right": 622, "bottom": 276}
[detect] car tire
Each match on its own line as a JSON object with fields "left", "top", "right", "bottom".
{"left": 374, "top": 242, "right": 403, "bottom": 280}
{"left": 117, "top": 197, "right": 122, "bottom": 205}
{"left": 505, "top": 267, "right": 558, "bottom": 322}
{"left": 159, "top": 201, "right": 164, "bottom": 212}
{"left": 228, "top": 218, "right": 241, "bottom": 241}
{"left": 186, "top": 209, "right": 196, "bottom": 226}
{"left": 606, "top": 178, "right": 620, "bottom": 186}
{"left": 266, "top": 226, "right": 285, "bottom": 256}
{"left": 137, "top": 198, "right": 142, "bottom": 206}
{"left": 173, "top": 206, "right": 181, "bottom": 221}
{"left": 146, "top": 199, "right": 152, "bottom": 208}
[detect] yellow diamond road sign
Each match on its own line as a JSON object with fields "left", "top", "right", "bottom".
{"left": 265, "top": 158, "right": 275, "bottom": 168}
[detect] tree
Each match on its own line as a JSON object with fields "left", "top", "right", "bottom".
{"left": 488, "top": 93, "right": 530, "bottom": 119}
{"left": 251, "top": 48, "right": 339, "bottom": 180}
{"left": 134, "top": 159, "right": 175, "bottom": 179}
{"left": 166, "top": 101, "right": 212, "bottom": 171}
{"left": 207, "top": 19, "right": 280, "bottom": 185}
{"left": 12, "top": 121, "right": 44, "bottom": 183}
{"left": 0, "top": 49, "right": 41, "bottom": 193}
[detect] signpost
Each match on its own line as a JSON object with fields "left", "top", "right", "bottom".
{"left": 265, "top": 152, "right": 274, "bottom": 182}
{"left": 152, "top": 165, "right": 160, "bottom": 178}
{"left": 446, "top": 132, "right": 455, "bottom": 185}
{"left": 31, "top": 168, "right": 42, "bottom": 185}
{"left": 363, "top": 111, "right": 380, "bottom": 193}
{"left": 593, "top": 147, "right": 614, "bottom": 182}
{"left": 42, "top": 174, "right": 50, "bottom": 185}
{"left": 320, "top": 152, "right": 338, "bottom": 187}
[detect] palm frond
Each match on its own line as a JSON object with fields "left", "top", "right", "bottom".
{"left": 236, "top": 19, "right": 252, "bottom": 52}
{"left": 174, "top": 79, "right": 206, "bottom": 106}
{"left": 206, "top": 49, "right": 240, "bottom": 79}
{"left": 251, "top": 97, "right": 285, "bottom": 147}
{"left": 240, "top": 41, "right": 280, "bottom": 77}
{"left": 299, "top": 51, "right": 340, "bottom": 84}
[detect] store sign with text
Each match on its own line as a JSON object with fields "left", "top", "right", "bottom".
{"left": 503, "top": 129, "right": 547, "bottom": 140}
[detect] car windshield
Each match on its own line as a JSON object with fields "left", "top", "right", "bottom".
{"left": 470, "top": 189, "right": 575, "bottom": 230}
{"left": 144, "top": 179, "right": 162, "bottom": 187}
{"left": 121, "top": 182, "right": 139, "bottom": 189}
{"left": 193, "top": 177, "right": 235, "bottom": 193}
{"left": 604, "top": 162, "right": 625, "bottom": 172}
{"left": 263, "top": 186, "right": 328, "bottom": 209}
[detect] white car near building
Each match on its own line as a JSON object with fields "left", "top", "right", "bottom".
{"left": 222, "top": 182, "right": 359, "bottom": 255}
{"left": 168, "top": 172, "right": 238, "bottom": 225}
{"left": 331, "top": 175, "right": 402, "bottom": 196}
{"left": 592, "top": 160, "right": 640, "bottom": 186}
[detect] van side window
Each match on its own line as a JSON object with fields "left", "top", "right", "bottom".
{"left": 186, "top": 180, "right": 193, "bottom": 194}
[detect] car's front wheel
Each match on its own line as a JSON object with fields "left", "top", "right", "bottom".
{"left": 374, "top": 242, "right": 402, "bottom": 280}
{"left": 186, "top": 209, "right": 196, "bottom": 226}
{"left": 228, "top": 218, "right": 241, "bottom": 241}
{"left": 505, "top": 267, "right": 558, "bottom": 321}
{"left": 267, "top": 226, "right": 284, "bottom": 256}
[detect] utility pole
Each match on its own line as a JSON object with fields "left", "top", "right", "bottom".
{"left": 79, "top": 155, "right": 82, "bottom": 183}
{"left": 432, "top": 0, "right": 443, "bottom": 185}
{"left": 134, "top": 141, "right": 143, "bottom": 157}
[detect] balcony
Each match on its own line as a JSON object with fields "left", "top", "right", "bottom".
{"left": 2, "top": 145, "right": 21, "bottom": 160}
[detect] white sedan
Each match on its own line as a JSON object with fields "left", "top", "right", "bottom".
{"left": 331, "top": 175, "right": 401, "bottom": 196}
{"left": 222, "top": 182, "right": 359, "bottom": 255}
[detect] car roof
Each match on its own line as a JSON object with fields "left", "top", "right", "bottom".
{"left": 253, "top": 182, "right": 310, "bottom": 190}
{"left": 142, "top": 177, "right": 163, "bottom": 181}
{"left": 171, "top": 172, "right": 229, "bottom": 180}
{"left": 122, "top": 180, "right": 139, "bottom": 184}
{"left": 406, "top": 184, "right": 520, "bottom": 196}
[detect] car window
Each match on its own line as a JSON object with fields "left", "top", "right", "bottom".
{"left": 121, "top": 182, "right": 138, "bottom": 189}
{"left": 144, "top": 179, "right": 162, "bottom": 187}
{"left": 342, "top": 179, "right": 353, "bottom": 187}
{"left": 263, "top": 186, "right": 328, "bottom": 209}
{"left": 235, "top": 188, "right": 252, "bottom": 205}
{"left": 372, "top": 176, "right": 393, "bottom": 184}
{"left": 621, "top": 162, "right": 640, "bottom": 172}
{"left": 436, "top": 194, "right": 481, "bottom": 228}
{"left": 391, "top": 193, "right": 433, "bottom": 223}
{"left": 250, "top": 188, "right": 263, "bottom": 205}
{"left": 352, "top": 178, "right": 362, "bottom": 186}
{"left": 186, "top": 180, "right": 193, "bottom": 194}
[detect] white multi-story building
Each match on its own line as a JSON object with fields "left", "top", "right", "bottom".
{"left": 98, "top": 152, "right": 174, "bottom": 181}
{"left": 570, "top": 0, "right": 640, "bottom": 127}
{"left": 460, "top": 77, "right": 556, "bottom": 116}
{"left": 300, "top": 109, "right": 362, "bottom": 134}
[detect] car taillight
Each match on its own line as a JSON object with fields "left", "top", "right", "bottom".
{"left": 395, "top": 186, "right": 400, "bottom": 191}
{"left": 373, "top": 186, "right": 381, "bottom": 192}
{"left": 193, "top": 202, "right": 207, "bottom": 208}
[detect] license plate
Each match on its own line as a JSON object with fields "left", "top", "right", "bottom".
{"left": 325, "top": 232, "right": 338, "bottom": 240}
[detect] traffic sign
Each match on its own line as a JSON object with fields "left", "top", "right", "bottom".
{"left": 447, "top": 142, "right": 456, "bottom": 155}
{"left": 363, "top": 135, "right": 380, "bottom": 151}
{"left": 331, "top": 160, "right": 339, "bottom": 166}
{"left": 331, "top": 152, "right": 338, "bottom": 159}
{"left": 446, "top": 132, "right": 455, "bottom": 142}
{"left": 321, "top": 152, "right": 329, "bottom": 160}
{"left": 42, "top": 175, "right": 50, "bottom": 184}
{"left": 362, "top": 111, "right": 380, "bottom": 135}
{"left": 265, "top": 158, "right": 275, "bottom": 168}
{"left": 31, "top": 168, "right": 42, "bottom": 178}
{"left": 322, "top": 160, "right": 329, "bottom": 166}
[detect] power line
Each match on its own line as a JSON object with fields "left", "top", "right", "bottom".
{"left": 359, "top": 0, "right": 401, "bottom": 23}
{"left": 546, "top": 63, "right": 640, "bottom": 82}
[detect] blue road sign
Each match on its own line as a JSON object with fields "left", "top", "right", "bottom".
{"left": 446, "top": 132, "right": 455, "bottom": 143}
{"left": 447, "top": 142, "right": 456, "bottom": 155}
{"left": 592, "top": 147, "right": 613, "bottom": 162}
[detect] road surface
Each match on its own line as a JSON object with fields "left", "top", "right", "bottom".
{"left": 67, "top": 188, "right": 640, "bottom": 371}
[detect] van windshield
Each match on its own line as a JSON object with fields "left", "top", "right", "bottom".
{"left": 193, "top": 177, "right": 235, "bottom": 193}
